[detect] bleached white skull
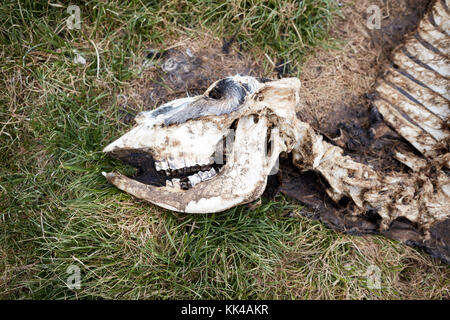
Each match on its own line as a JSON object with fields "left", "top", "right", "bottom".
{"left": 103, "top": 76, "right": 303, "bottom": 213}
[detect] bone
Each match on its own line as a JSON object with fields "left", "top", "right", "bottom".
{"left": 160, "top": 160, "right": 169, "bottom": 171}
{"left": 168, "top": 158, "right": 178, "bottom": 170}
{"left": 207, "top": 168, "right": 217, "bottom": 179}
{"left": 394, "top": 151, "right": 428, "bottom": 172}
{"left": 188, "top": 173, "right": 202, "bottom": 186}
{"left": 402, "top": 38, "right": 450, "bottom": 78}
{"left": 375, "top": 80, "right": 448, "bottom": 141}
{"left": 383, "top": 68, "right": 449, "bottom": 120}
{"left": 292, "top": 122, "right": 450, "bottom": 231}
{"left": 431, "top": 1, "right": 450, "bottom": 34}
{"left": 391, "top": 51, "right": 449, "bottom": 100}
{"left": 373, "top": 4, "right": 450, "bottom": 165}
{"left": 104, "top": 110, "right": 285, "bottom": 214}
{"left": 197, "top": 171, "right": 209, "bottom": 181}
{"left": 171, "top": 178, "right": 181, "bottom": 189}
{"left": 184, "top": 159, "right": 197, "bottom": 168}
{"left": 417, "top": 12, "right": 450, "bottom": 57}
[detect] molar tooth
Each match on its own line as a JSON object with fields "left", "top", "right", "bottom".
{"left": 168, "top": 160, "right": 176, "bottom": 170}
{"left": 177, "top": 159, "right": 186, "bottom": 170}
{"left": 166, "top": 180, "right": 173, "bottom": 187}
{"left": 208, "top": 168, "right": 217, "bottom": 178}
{"left": 188, "top": 173, "right": 202, "bottom": 186}
{"left": 198, "top": 171, "right": 209, "bottom": 181}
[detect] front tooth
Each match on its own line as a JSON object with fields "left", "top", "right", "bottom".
{"left": 178, "top": 159, "right": 186, "bottom": 170}
{"left": 155, "top": 161, "right": 162, "bottom": 171}
{"left": 171, "top": 178, "right": 181, "bottom": 188}
{"left": 160, "top": 160, "right": 169, "bottom": 171}
{"left": 197, "top": 158, "right": 211, "bottom": 166}
{"left": 168, "top": 159, "right": 178, "bottom": 170}
{"left": 188, "top": 173, "right": 202, "bottom": 186}
{"left": 166, "top": 180, "right": 173, "bottom": 187}
{"left": 185, "top": 159, "right": 195, "bottom": 168}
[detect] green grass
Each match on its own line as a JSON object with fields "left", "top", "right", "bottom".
{"left": 0, "top": 0, "right": 449, "bottom": 299}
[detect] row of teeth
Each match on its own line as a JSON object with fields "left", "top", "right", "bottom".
{"left": 158, "top": 165, "right": 214, "bottom": 177}
{"left": 155, "top": 158, "right": 214, "bottom": 172}
{"left": 166, "top": 168, "right": 217, "bottom": 188}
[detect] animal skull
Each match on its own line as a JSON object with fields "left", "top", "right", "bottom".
{"left": 103, "top": 76, "right": 302, "bottom": 213}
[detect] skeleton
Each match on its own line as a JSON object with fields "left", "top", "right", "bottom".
{"left": 103, "top": 0, "right": 449, "bottom": 261}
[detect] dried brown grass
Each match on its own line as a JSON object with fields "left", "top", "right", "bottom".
{"left": 298, "top": 0, "right": 431, "bottom": 135}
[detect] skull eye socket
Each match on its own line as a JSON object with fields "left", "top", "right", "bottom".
{"left": 208, "top": 85, "right": 223, "bottom": 100}
{"left": 208, "top": 78, "right": 232, "bottom": 100}
{"left": 207, "top": 78, "right": 246, "bottom": 103}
